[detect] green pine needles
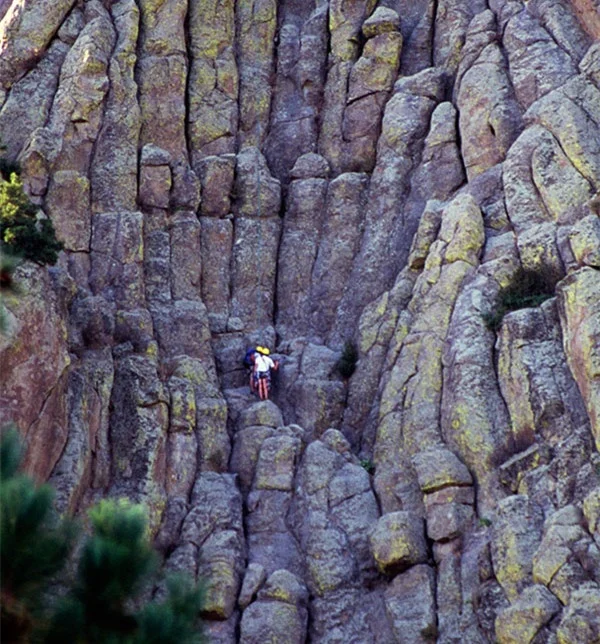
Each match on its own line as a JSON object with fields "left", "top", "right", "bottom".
{"left": 1, "top": 427, "right": 77, "bottom": 641}
{"left": 0, "top": 172, "right": 63, "bottom": 266}
{"left": 0, "top": 428, "right": 205, "bottom": 644}
{"left": 337, "top": 340, "right": 359, "bottom": 379}
{"left": 483, "top": 268, "right": 556, "bottom": 332}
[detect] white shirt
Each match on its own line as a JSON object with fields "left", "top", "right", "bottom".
{"left": 255, "top": 354, "right": 275, "bottom": 373}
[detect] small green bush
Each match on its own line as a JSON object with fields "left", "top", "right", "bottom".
{"left": 0, "top": 157, "right": 21, "bottom": 180}
{"left": 359, "top": 458, "right": 375, "bottom": 475}
{"left": 1, "top": 172, "right": 63, "bottom": 266}
{"left": 483, "top": 268, "right": 556, "bottom": 332}
{"left": 337, "top": 340, "right": 358, "bottom": 379}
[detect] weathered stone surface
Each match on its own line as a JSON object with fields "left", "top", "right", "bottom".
{"left": 504, "top": 9, "right": 577, "bottom": 110}
{"left": 197, "top": 154, "right": 235, "bottom": 217}
{"left": 235, "top": 147, "right": 281, "bottom": 218}
{"left": 497, "top": 301, "right": 590, "bottom": 453}
{"left": 276, "top": 177, "right": 328, "bottom": 339}
{"left": 375, "top": 193, "right": 486, "bottom": 512}
{"left": 343, "top": 28, "right": 402, "bottom": 171}
{"left": 384, "top": 564, "right": 437, "bottom": 643}
{"left": 45, "top": 171, "right": 91, "bottom": 252}
{"left": 3, "top": 3, "right": 600, "bottom": 642}
{"left": 170, "top": 212, "right": 201, "bottom": 300}
{"left": 196, "top": 395, "right": 230, "bottom": 472}
{"left": 49, "top": 349, "right": 113, "bottom": 513}
{"left": 0, "top": 0, "right": 76, "bottom": 89}
{"left": 182, "top": 473, "right": 245, "bottom": 619}
{"left": 412, "top": 448, "right": 473, "bottom": 492}
{"left": 165, "top": 430, "right": 197, "bottom": 496}
{"left": 584, "top": 487, "right": 600, "bottom": 537}
{"left": 569, "top": 214, "right": 600, "bottom": 268}
{"left": 169, "top": 161, "right": 200, "bottom": 213}
{"left": 104, "top": 383, "right": 162, "bottom": 519}
{"left": 240, "top": 401, "right": 283, "bottom": 430}
{"left": 139, "top": 163, "right": 171, "bottom": 209}
{"left": 495, "top": 584, "right": 561, "bottom": 644}
{"left": 309, "top": 173, "right": 369, "bottom": 341}
{"left": 236, "top": 0, "right": 277, "bottom": 148}
{"left": 557, "top": 268, "right": 600, "bottom": 449}
{"left": 263, "top": 4, "right": 328, "bottom": 183}
{"left": 0, "top": 41, "right": 68, "bottom": 161}
{"left": 0, "top": 265, "right": 71, "bottom": 482}
{"left": 230, "top": 215, "right": 281, "bottom": 327}
{"left": 369, "top": 511, "right": 428, "bottom": 574}
{"left": 525, "top": 75, "right": 600, "bottom": 191}
{"left": 426, "top": 502, "right": 474, "bottom": 542}
{"left": 91, "top": 0, "right": 140, "bottom": 213}
{"left": 334, "top": 67, "right": 447, "bottom": 341}
{"left": 90, "top": 211, "right": 145, "bottom": 310}
{"left": 363, "top": 7, "right": 400, "bottom": 38}
{"left": 199, "top": 217, "right": 232, "bottom": 325}
{"left": 411, "top": 102, "right": 465, "bottom": 204}
{"left": 289, "top": 153, "right": 330, "bottom": 180}
{"left": 240, "top": 595, "right": 307, "bottom": 644}
{"left": 491, "top": 495, "right": 545, "bottom": 601}
{"left": 238, "top": 562, "right": 266, "bottom": 609}
{"left": 457, "top": 39, "right": 522, "bottom": 179}
{"left": 306, "top": 527, "right": 356, "bottom": 595}
{"left": 556, "top": 584, "right": 600, "bottom": 644}
{"left": 253, "top": 434, "right": 301, "bottom": 491}
{"left": 188, "top": 0, "right": 237, "bottom": 161}
{"left": 533, "top": 505, "right": 600, "bottom": 604}
{"left": 441, "top": 274, "right": 514, "bottom": 512}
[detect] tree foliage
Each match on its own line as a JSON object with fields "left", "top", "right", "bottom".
{"left": 0, "top": 429, "right": 205, "bottom": 644}
{"left": 482, "top": 268, "right": 556, "bottom": 332}
{"left": 0, "top": 172, "right": 63, "bottom": 266}
{"left": 336, "top": 340, "right": 359, "bottom": 379}
{"left": 1, "top": 427, "right": 77, "bottom": 642}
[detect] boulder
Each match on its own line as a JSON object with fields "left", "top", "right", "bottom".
{"left": 369, "top": 511, "right": 428, "bottom": 574}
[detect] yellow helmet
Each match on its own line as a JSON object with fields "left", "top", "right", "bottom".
{"left": 256, "top": 346, "right": 264, "bottom": 353}
{"left": 262, "top": 348, "right": 270, "bottom": 356}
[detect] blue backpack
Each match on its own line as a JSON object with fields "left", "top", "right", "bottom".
{"left": 243, "top": 348, "right": 256, "bottom": 368}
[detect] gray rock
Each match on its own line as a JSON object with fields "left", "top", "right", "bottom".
{"left": 140, "top": 143, "right": 171, "bottom": 166}
{"left": 412, "top": 448, "right": 473, "bottom": 492}
{"left": 254, "top": 434, "right": 301, "bottom": 491}
{"left": 240, "top": 401, "right": 284, "bottom": 430}
{"left": 384, "top": 564, "right": 437, "bottom": 643}
{"left": 197, "top": 155, "right": 236, "bottom": 217}
{"left": 569, "top": 214, "right": 600, "bottom": 267}
{"left": 259, "top": 569, "right": 308, "bottom": 605}
{"left": 240, "top": 598, "right": 307, "bottom": 644}
{"left": 495, "top": 584, "right": 561, "bottom": 644}
{"left": 491, "top": 495, "right": 545, "bottom": 601}
{"left": 369, "top": 511, "right": 428, "bottom": 574}
{"left": 238, "top": 562, "right": 267, "bottom": 609}
{"left": 556, "top": 584, "right": 600, "bottom": 644}
{"left": 306, "top": 527, "right": 357, "bottom": 595}
{"left": 289, "top": 153, "right": 330, "bottom": 180}
{"left": 362, "top": 7, "right": 400, "bottom": 38}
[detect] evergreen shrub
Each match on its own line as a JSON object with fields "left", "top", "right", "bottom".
{"left": 337, "top": 340, "right": 358, "bottom": 379}
{"left": 0, "top": 173, "right": 63, "bottom": 266}
{"left": 0, "top": 428, "right": 205, "bottom": 644}
{"left": 483, "top": 268, "right": 556, "bottom": 332}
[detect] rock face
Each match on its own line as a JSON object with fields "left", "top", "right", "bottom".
{"left": 1, "top": 0, "right": 600, "bottom": 642}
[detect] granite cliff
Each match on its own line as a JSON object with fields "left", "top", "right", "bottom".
{"left": 1, "top": 0, "right": 600, "bottom": 641}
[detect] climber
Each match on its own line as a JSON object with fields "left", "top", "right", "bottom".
{"left": 244, "top": 346, "right": 260, "bottom": 392}
{"left": 253, "top": 346, "right": 279, "bottom": 401}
